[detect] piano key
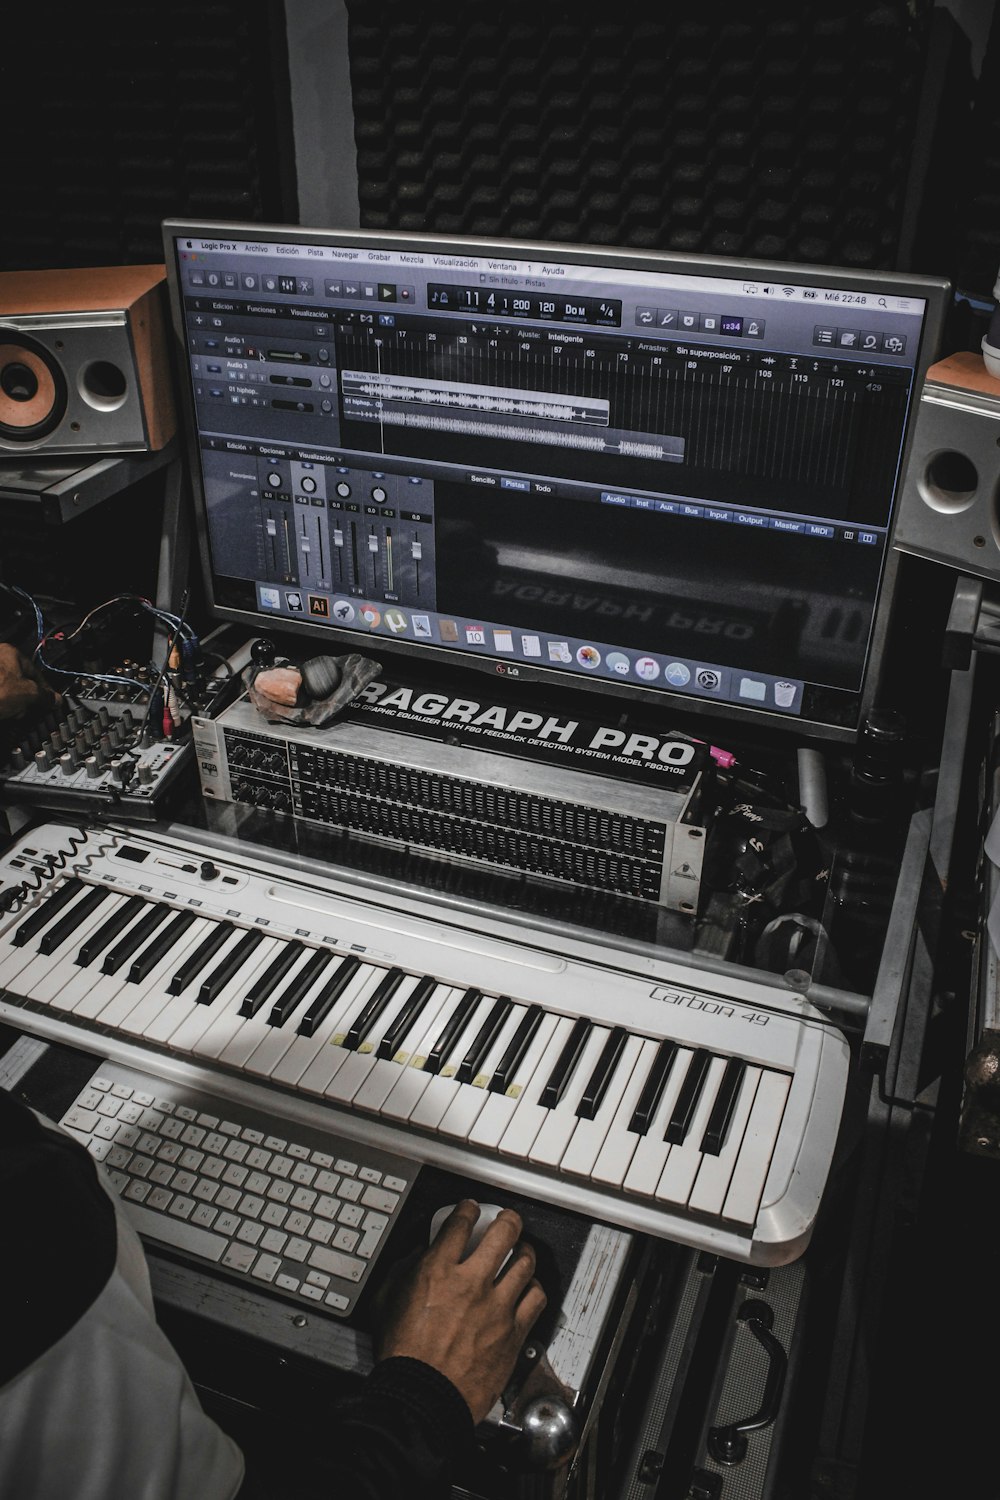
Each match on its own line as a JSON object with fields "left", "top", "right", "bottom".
{"left": 37, "top": 885, "right": 111, "bottom": 955}
{"left": 240, "top": 941, "right": 306, "bottom": 1017}
{"left": 166, "top": 920, "right": 236, "bottom": 995}
{"left": 188, "top": 938, "right": 287, "bottom": 1059}
{"left": 239, "top": 954, "right": 353, "bottom": 1074}
{"left": 591, "top": 1037, "right": 664, "bottom": 1187}
{"left": 424, "top": 988, "right": 481, "bottom": 1074}
{"left": 688, "top": 1066, "right": 762, "bottom": 1217}
{"left": 455, "top": 997, "right": 513, "bottom": 1085}
{"left": 577, "top": 1026, "right": 628, "bottom": 1120}
{"left": 376, "top": 975, "right": 437, "bottom": 1059}
{"left": 436, "top": 1003, "right": 530, "bottom": 1139}
{"left": 197, "top": 928, "right": 265, "bottom": 1004}
{"left": 80, "top": 919, "right": 208, "bottom": 1035}
{"left": 77, "top": 895, "right": 149, "bottom": 966}
{"left": 721, "top": 1071, "right": 792, "bottom": 1227}
{"left": 374, "top": 987, "right": 469, "bottom": 1121}
{"left": 528, "top": 1024, "right": 613, "bottom": 1167}
{"left": 467, "top": 1011, "right": 561, "bottom": 1150}
{"left": 628, "top": 1038, "right": 679, "bottom": 1135}
{"left": 342, "top": 968, "right": 405, "bottom": 1050}
{"left": 168, "top": 938, "right": 291, "bottom": 1056}
{"left": 701, "top": 1058, "right": 747, "bottom": 1156}
{"left": 297, "top": 956, "right": 362, "bottom": 1036}
{"left": 655, "top": 1055, "right": 729, "bottom": 1207}
{"left": 496, "top": 1015, "right": 577, "bottom": 1160}
{"left": 664, "top": 1048, "right": 713, "bottom": 1145}
{"left": 267, "top": 949, "right": 333, "bottom": 1028}
{"left": 141, "top": 925, "right": 250, "bottom": 1046}
{"left": 489, "top": 1005, "right": 544, "bottom": 1094}
{"left": 15, "top": 893, "right": 134, "bottom": 1008}
{"left": 101, "top": 903, "right": 172, "bottom": 977}
{"left": 539, "top": 1016, "right": 592, "bottom": 1109}
{"left": 324, "top": 981, "right": 428, "bottom": 1103}
{"left": 111, "top": 921, "right": 226, "bottom": 1039}
{"left": 9, "top": 877, "right": 84, "bottom": 948}
{"left": 352, "top": 983, "right": 458, "bottom": 1116}
{"left": 126, "top": 910, "right": 199, "bottom": 983}
{"left": 269, "top": 964, "right": 383, "bottom": 1090}
{"left": 560, "top": 1033, "right": 646, "bottom": 1178}
{"left": 621, "top": 1046, "right": 696, "bottom": 1197}
{"left": 407, "top": 993, "right": 500, "bottom": 1129}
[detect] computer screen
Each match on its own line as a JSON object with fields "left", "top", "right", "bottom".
{"left": 161, "top": 220, "right": 949, "bottom": 742}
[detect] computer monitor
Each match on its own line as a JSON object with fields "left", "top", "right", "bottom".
{"left": 161, "top": 219, "right": 950, "bottom": 743}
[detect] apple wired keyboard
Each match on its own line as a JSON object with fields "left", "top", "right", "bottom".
{"left": 0, "top": 821, "right": 851, "bottom": 1265}
{"left": 60, "top": 1059, "right": 414, "bottom": 1316}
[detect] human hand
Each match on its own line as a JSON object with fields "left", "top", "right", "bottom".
{"left": 0, "top": 644, "right": 55, "bottom": 722}
{"left": 376, "top": 1200, "right": 547, "bottom": 1424}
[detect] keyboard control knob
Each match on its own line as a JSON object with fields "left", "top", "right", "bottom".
{"left": 200, "top": 861, "right": 221, "bottom": 881}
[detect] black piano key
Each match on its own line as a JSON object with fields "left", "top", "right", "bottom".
{"left": 197, "top": 929, "right": 264, "bottom": 1004}
{"left": 77, "top": 895, "right": 147, "bottom": 966}
{"left": 12, "top": 878, "right": 84, "bottom": 947}
{"left": 239, "top": 941, "right": 305, "bottom": 1017}
{"left": 126, "top": 910, "right": 198, "bottom": 983}
{"left": 664, "top": 1048, "right": 713, "bottom": 1144}
{"left": 456, "top": 997, "right": 514, "bottom": 1085}
{"left": 700, "top": 1058, "right": 747, "bottom": 1155}
{"left": 489, "top": 1005, "right": 544, "bottom": 1094}
{"left": 343, "top": 968, "right": 405, "bottom": 1050}
{"left": 37, "top": 885, "right": 111, "bottom": 955}
{"left": 628, "top": 1039, "right": 678, "bottom": 1135}
{"left": 297, "top": 956, "right": 362, "bottom": 1036}
{"left": 267, "top": 949, "right": 333, "bottom": 1027}
{"left": 167, "top": 921, "right": 235, "bottom": 995}
{"left": 101, "top": 904, "right": 171, "bottom": 975}
{"left": 377, "top": 975, "right": 437, "bottom": 1059}
{"left": 424, "top": 989, "right": 481, "bottom": 1075}
{"left": 539, "top": 1016, "right": 592, "bottom": 1109}
{"left": 577, "top": 1026, "right": 629, "bottom": 1120}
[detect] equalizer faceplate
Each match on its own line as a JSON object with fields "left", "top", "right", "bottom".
{"left": 192, "top": 682, "right": 711, "bottom": 912}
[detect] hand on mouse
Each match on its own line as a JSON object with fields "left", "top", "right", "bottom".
{"left": 376, "top": 1199, "right": 546, "bottom": 1424}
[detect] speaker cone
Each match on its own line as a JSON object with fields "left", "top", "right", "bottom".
{"left": 0, "top": 334, "right": 67, "bottom": 440}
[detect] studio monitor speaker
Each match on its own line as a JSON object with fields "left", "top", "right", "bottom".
{"left": 0, "top": 264, "right": 177, "bottom": 457}
{"left": 893, "top": 352, "right": 1000, "bottom": 580}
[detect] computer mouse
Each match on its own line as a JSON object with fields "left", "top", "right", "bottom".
{"left": 430, "top": 1202, "right": 513, "bottom": 1268}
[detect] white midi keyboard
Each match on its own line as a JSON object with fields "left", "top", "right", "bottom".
{"left": 0, "top": 821, "right": 851, "bottom": 1266}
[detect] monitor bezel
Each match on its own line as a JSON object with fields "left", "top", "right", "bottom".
{"left": 161, "top": 217, "right": 952, "bottom": 745}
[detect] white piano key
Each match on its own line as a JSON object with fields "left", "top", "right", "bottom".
{"left": 655, "top": 1055, "right": 729, "bottom": 1207}
{"left": 375, "top": 987, "right": 468, "bottom": 1122}
{"left": 436, "top": 1003, "right": 529, "bottom": 1139}
{"left": 528, "top": 1024, "right": 612, "bottom": 1168}
{"left": 351, "top": 983, "right": 457, "bottom": 1115}
{"left": 721, "top": 1070, "right": 792, "bottom": 1228}
{"left": 190, "top": 937, "right": 287, "bottom": 1060}
{"left": 278, "top": 966, "right": 384, "bottom": 1092}
{"left": 18, "top": 893, "right": 133, "bottom": 1007}
{"left": 323, "top": 983, "right": 427, "bottom": 1104}
{"left": 113, "top": 920, "right": 222, "bottom": 1038}
{"left": 22, "top": 895, "right": 142, "bottom": 1015}
{"left": 97, "top": 920, "right": 215, "bottom": 1036}
{"left": 141, "top": 924, "right": 246, "bottom": 1045}
{"left": 621, "top": 1046, "right": 694, "bottom": 1197}
{"left": 687, "top": 1065, "right": 763, "bottom": 1217}
{"left": 590, "top": 1037, "right": 662, "bottom": 1188}
{"left": 0, "top": 882, "right": 94, "bottom": 989}
{"left": 467, "top": 1012, "right": 560, "bottom": 1150}
{"left": 217, "top": 948, "right": 334, "bottom": 1069}
{"left": 407, "top": 993, "right": 499, "bottom": 1130}
{"left": 240, "top": 955, "right": 373, "bottom": 1080}
{"left": 560, "top": 1033, "right": 646, "bottom": 1179}
{"left": 67, "top": 903, "right": 169, "bottom": 1020}
{"left": 496, "top": 1015, "right": 576, "bottom": 1160}
{"left": 165, "top": 933, "right": 278, "bottom": 1054}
